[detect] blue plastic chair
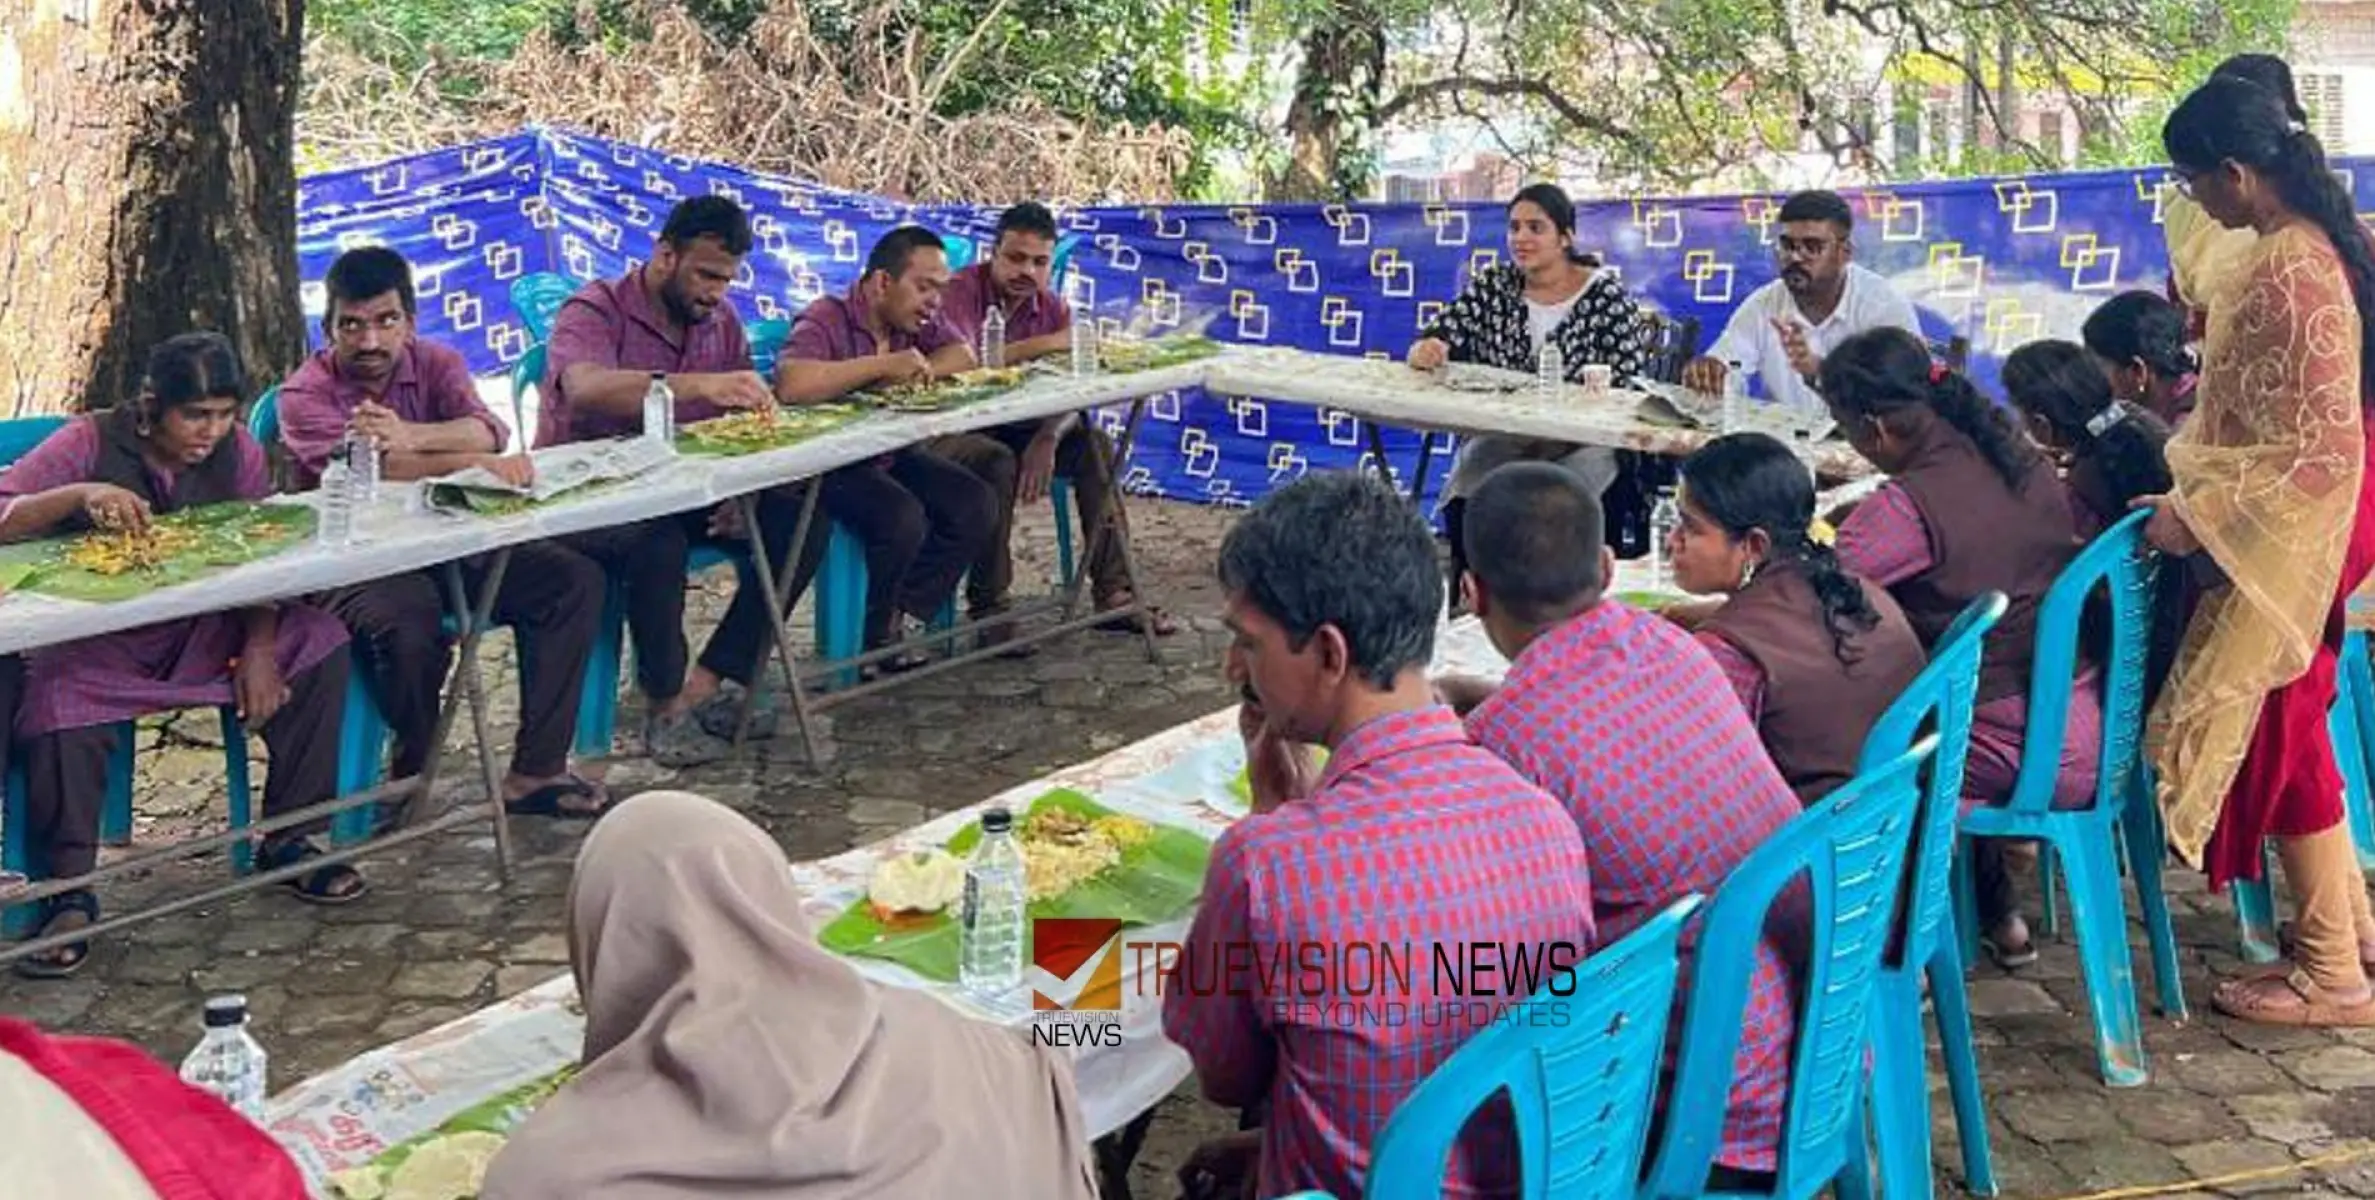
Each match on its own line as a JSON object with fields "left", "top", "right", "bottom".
{"left": 749, "top": 315, "right": 794, "bottom": 383}
{"left": 1857, "top": 593, "right": 2006, "bottom": 1198}
{"left": 1360, "top": 895, "right": 1700, "bottom": 1200}
{"left": 939, "top": 233, "right": 977, "bottom": 271}
{"left": 1952, "top": 509, "right": 2177, "bottom": 1088}
{"left": 507, "top": 343, "right": 546, "bottom": 452}
{"left": 1640, "top": 737, "right": 1935, "bottom": 1200}
{"left": 510, "top": 273, "right": 577, "bottom": 344}
{"left": 0, "top": 414, "right": 68, "bottom": 466}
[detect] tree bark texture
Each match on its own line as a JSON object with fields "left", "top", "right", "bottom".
{"left": 1269, "top": 3, "right": 1385, "bottom": 202}
{"left": 0, "top": 0, "right": 306, "bottom": 419}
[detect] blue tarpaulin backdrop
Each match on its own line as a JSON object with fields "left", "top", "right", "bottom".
{"left": 295, "top": 126, "right": 2375, "bottom": 508}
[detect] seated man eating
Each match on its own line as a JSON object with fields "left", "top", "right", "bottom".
{"left": 280, "top": 246, "right": 610, "bottom": 817}
{"left": 1439, "top": 461, "right": 1804, "bottom": 1188}
{"left": 1164, "top": 470, "right": 1592, "bottom": 1199}
{"left": 927, "top": 202, "right": 1176, "bottom": 637}
{"left": 777, "top": 226, "right": 1008, "bottom": 665}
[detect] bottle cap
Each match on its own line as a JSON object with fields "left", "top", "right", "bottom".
{"left": 980, "top": 807, "right": 1013, "bottom": 834}
{"left": 202, "top": 995, "right": 248, "bottom": 1027}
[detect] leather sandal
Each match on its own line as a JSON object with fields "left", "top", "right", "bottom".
{"left": 2213, "top": 968, "right": 2375, "bottom": 1027}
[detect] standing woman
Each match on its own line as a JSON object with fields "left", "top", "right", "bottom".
{"left": 1408, "top": 183, "right": 1649, "bottom": 593}
{"left": 2081, "top": 291, "right": 2200, "bottom": 428}
{"left": 2165, "top": 54, "right": 2307, "bottom": 333}
{"left": 2145, "top": 76, "right": 2375, "bottom": 1026}
{"left": 0, "top": 333, "right": 360, "bottom": 978}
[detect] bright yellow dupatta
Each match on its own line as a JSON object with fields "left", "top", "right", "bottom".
{"left": 2165, "top": 192, "right": 2259, "bottom": 317}
{"left": 2152, "top": 224, "right": 2366, "bottom": 863}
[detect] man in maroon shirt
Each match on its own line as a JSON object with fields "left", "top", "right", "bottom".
{"left": 931, "top": 203, "right": 1175, "bottom": 637}
{"left": 281, "top": 247, "right": 612, "bottom": 817}
{"left": 777, "top": 225, "right": 1007, "bottom": 664}
{"left": 542, "top": 197, "right": 829, "bottom": 764}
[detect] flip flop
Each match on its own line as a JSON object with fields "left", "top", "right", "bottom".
{"left": 504, "top": 775, "right": 615, "bottom": 819}
{"left": 261, "top": 839, "right": 369, "bottom": 906}
{"left": 14, "top": 890, "right": 97, "bottom": 980}
{"left": 2213, "top": 968, "right": 2375, "bottom": 1027}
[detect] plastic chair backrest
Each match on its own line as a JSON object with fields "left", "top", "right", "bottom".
{"left": 1858, "top": 591, "right": 2007, "bottom": 965}
{"left": 1643, "top": 737, "right": 1935, "bottom": 1200}
{"left": 749, "top": 315, "right": 795, "bottom": 382}
{"left": 940, "top": 234, "right": 977, "bottom": 272}
{"left": 508, "top": 344, "right": 547, "bottom": 449}
{"left": 1053, "top": 233, "right": 1081, "bottom": 289}
{"left": 1364, "top": 895, "right": 1702, "bottom": 1200}
{"left": 247, "top": 384, "right": 282, "bottom": 446}
{"left": 2004, "top": 508, "right": 2158, "bottom": 815}
{"left": 0, "top": 415, "right": 70, "bottom": 470}
{"left": 510, "top": 273, "right": 578, "bottom": 343}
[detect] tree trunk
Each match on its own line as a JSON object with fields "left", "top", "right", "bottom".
{"left": 0, "top": 1, "right": 307, "bottom": 419}
{"left": 1268, "top": 3, "right": 1386, "bottom": 203}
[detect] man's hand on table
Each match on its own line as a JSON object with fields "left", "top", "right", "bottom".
{"left": 473, "top": 454, "right": 537, "bottom": 489}
{"left": 680, "top": 371, "right": 775, "bottom": 411}
{"left": 1679, "top": 356, "right": 1728, "bottom": 395}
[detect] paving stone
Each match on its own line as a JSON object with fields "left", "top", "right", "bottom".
{"left": 2169, "top": 1048, "right": 2301, "bottom": 1096}
{"left": 846, "top": 798, "right": 928, "bottom": 827}
{"left": 277, "top": 992, "right": 388, "bottom": 1040}
{"left": 1041, "top": 680, "right": 1109, "bottom": 708}
{"left": 2229, "top": 1094, "right": 2339, "bottom": 1146}
{"left": 1998, "top": 1088, "right": 2126, "bottom": 1144}
{"left": 406, "top": 930, "right": 501, "bottom": 958}
{"left": 2168, "top": 1138, "right": 2302, "bottom": 1196}
{"left": 109, "top": 943, "right": 208, "bottom": 988}
{"left": 371, "top": 1003, "right": 475, "bottom": 1043}
{"left": 311, "top": 922, "right": 410, "bottom": 955}
{"left": 2, "top": 977, "right": 103, "bottom": 1027}
{"left": 285, "top": 953, "right": 400, "bottom": 997}
{"left": 495, "top": 966, "right": 559, "bottom": 997}
{"left": 505, "top": 933, "right": 570, "bottom": 964}
{"left": 211, "top": 917, "right": 319, "bottom": 957}
{"left": 2277, "top": 1047, "right": 2375, "bottom": 1092}
{"left": 2059, "top": 1136, "right": 2190, "bottom": 1193}
{"left": 1964, "top": 977, "right": 2064, "bottom": 1018}
{"left": 190, "top": 954, "right": 300, "bottom": 993}
{"left": 2111, "top": 1088, "right": 2248, "bottom": 1145}
{"left": 402, "top": 891, "right": 506, "bottom": 928}
{"left": 388, "top": 961, "right": 493, "bottom": 1002}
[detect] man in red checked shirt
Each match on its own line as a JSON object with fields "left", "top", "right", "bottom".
{"left": 280, "top": 247, "right": 613, "bottom": 819}
{"left": 1436, "top": 462, "right": 1804, "bottom": 1191}
{"left": 1163, "top": 470, "right": 1592, "bottom": 1200}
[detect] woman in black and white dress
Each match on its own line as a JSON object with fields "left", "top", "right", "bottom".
{"left": 1408, "top": 182, "right": 1648, "bottom": 590}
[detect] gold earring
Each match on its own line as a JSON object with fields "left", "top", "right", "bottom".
{"left": 1738, "top": 558, "right": 1759, "bottom": 589}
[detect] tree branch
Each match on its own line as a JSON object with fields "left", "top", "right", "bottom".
{"left": 1375, "top": 73, "right": 1656, "bottom": 159}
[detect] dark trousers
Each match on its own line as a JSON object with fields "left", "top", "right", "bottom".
{"left": 1441, "top": 497, "right": 1472, "bottom": 596}
{"left": 1973, "top": 837, "right": 2020, "bottom": 932}
{"left": 564, "top": 486, "right": 833, "bottom": 697}
{"left": 18, "top": 648, "right": 351, "bottom": 879}
{"left": 936, "top": 421, "right": 1133, "bottom": 613}
{"left": 319, "top": 543, "right": 603, "bottom": 780}
{"left": 820, "top": 451, "right": 998, "bottom": 645}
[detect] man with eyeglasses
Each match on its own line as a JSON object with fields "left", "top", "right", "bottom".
{"left": 279, "top": 246, "right": 615, "bottom": 820}
{"left": 1681, "top": 190, "right": 1922, "bottom": 414}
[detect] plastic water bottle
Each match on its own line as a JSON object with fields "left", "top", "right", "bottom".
{"left": 1069, "top": 318, "right": 1097, "bottom": 378}
{"left": 1721, "top": 360, "right": 1748, "bottom": 433}
{"left": 959, "top": 807, "right": 1029, "bottom": 999}
{"left": 345, "top": 429, "right": 382, "bottom": 504}
{"left": 179, "top": 995, "right": 268, "bottom": 1123}
{"left": 642, "top": 372, "right": 676, "bottom": 450}
{"left": 1648, "top": 488, "right": 1681, "bottom": 591}
{"left": 981, "top": 306, "right": 1007, "bottom": 370}
{"left": 1537, "top": 340, "right": 1565, "bottom": 396}
{"left": 318, "top": 455, "right": 355, "bottom": 547}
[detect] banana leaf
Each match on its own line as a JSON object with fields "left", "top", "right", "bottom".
{"left": 815, "top": 788, "right": 1212, "bottom": 983}
{"left": 678, "top": 405, "right": 869, "bottom": 457}
{"left": 0, "top": 501, "right": 315, "bottom": 603}
{"left": 325, "top": 1067, "right": 579, "bottom": 1199}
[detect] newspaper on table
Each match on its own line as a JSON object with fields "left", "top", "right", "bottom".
{"left": 419, "top": 438, "right": 673, "bottom": 516}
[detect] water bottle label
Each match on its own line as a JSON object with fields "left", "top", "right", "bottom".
{"left": 960, "top": 874, "right": 980, "bottom": 931}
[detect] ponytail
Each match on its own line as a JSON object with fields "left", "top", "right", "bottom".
{"left": 2267, "top": 130, "right": 2375, "bottom": 403}
{"left": 1796, "top": 538, "right": 1883, "bottom": 666}
{"left": 1925, "top": 370, "right": 2042, "bottom": 490}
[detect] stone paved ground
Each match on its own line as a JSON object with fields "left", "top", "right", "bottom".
{"left": 6, "top": 497, "right": 2375, "bottom": 1199}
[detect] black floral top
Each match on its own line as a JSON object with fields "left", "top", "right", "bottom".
{"left": 1421, "top": 263, "right": 1649, "bottom": 384}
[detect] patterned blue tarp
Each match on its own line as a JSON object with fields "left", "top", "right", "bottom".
{"left": 296, "top": 126, "right": 2375, "bottom": 509}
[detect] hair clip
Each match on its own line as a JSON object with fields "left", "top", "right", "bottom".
{"left": 2287, "top": 119, "right": 2309, "bottom": 135}
{"left": 1927, "top": 362, "right": 1948, "bottom": 384}
{"left": 2085, "top": 405, "right": 2126, "bottom": 438}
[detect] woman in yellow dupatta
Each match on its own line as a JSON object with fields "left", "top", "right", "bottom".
{"left": 2161, "top": 56, "right": 2304, "bottom": 335}
{"left": 2143, "top": 75, "right": 2375, "bottom": 1026}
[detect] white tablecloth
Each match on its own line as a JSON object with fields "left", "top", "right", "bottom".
{"left": 261, "top": 613, "right": 1523, "bottom": 1193}
{"left": 1, "top": 350, "right": 1868, "bottom": 656}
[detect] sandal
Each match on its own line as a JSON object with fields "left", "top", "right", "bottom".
{"left": 2213, "top": 968, "right": 2375, "bottom": 1027}
{"left": 1982, "top": 915, "right": 2039, "bottom": 970}
{"left": 504, "top": 775, "right": 616, "bottom": 820}
{"left": 14, "top": 890, "right": 97, "bottom": 980}
{"left": 1093, "top": 592, "right": 1180, "bottom": 637}
{"left": 259, "top": 838, "right": 369, "bottom": 906}
{"left": 2274, "top": 921, "right": 2375, "bottom": 972}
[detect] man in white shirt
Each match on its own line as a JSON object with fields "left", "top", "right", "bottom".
{"left": 1682, "top": 190, "right": 1923, "bottom": 415}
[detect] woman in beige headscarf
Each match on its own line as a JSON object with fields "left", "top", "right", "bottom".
{"left": 480, "top": 791, "right": 1101, "bottom": 1199}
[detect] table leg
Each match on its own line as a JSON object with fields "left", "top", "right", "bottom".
{"left": 1095, "top": 1107, "right": 1159, "bottom": 1200}
{"left": 732, "top": 486, "right": 828, "bottom": 767}
{"left": 1074, "top": 399, "right": 1161, "bottom": 663}
{"left": 1407, "top": 430, "right": 1438, "bottom": 507}
{"left": 436, "top": 551, "right": 515, "bottom": 876}
{"left": 1364, "top": 417, "right": 1395, "bottom": 488}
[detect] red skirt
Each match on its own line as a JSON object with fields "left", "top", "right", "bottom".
{"left": 2203, "top": 441, "right": 2375, "bottom": 889}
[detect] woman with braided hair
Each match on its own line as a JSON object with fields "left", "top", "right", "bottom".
{"left": 1668, "top": 432, "right": 1925, "bottom": 802}
{"left": 1818, "top": 327, "right": 2096, "bottom": 968}
{"left": 2141, "top": 74, "right": 2375, "bottom": 1026}
{"left": 2082, "top": 291, "right": 2200, "bottom": 428}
